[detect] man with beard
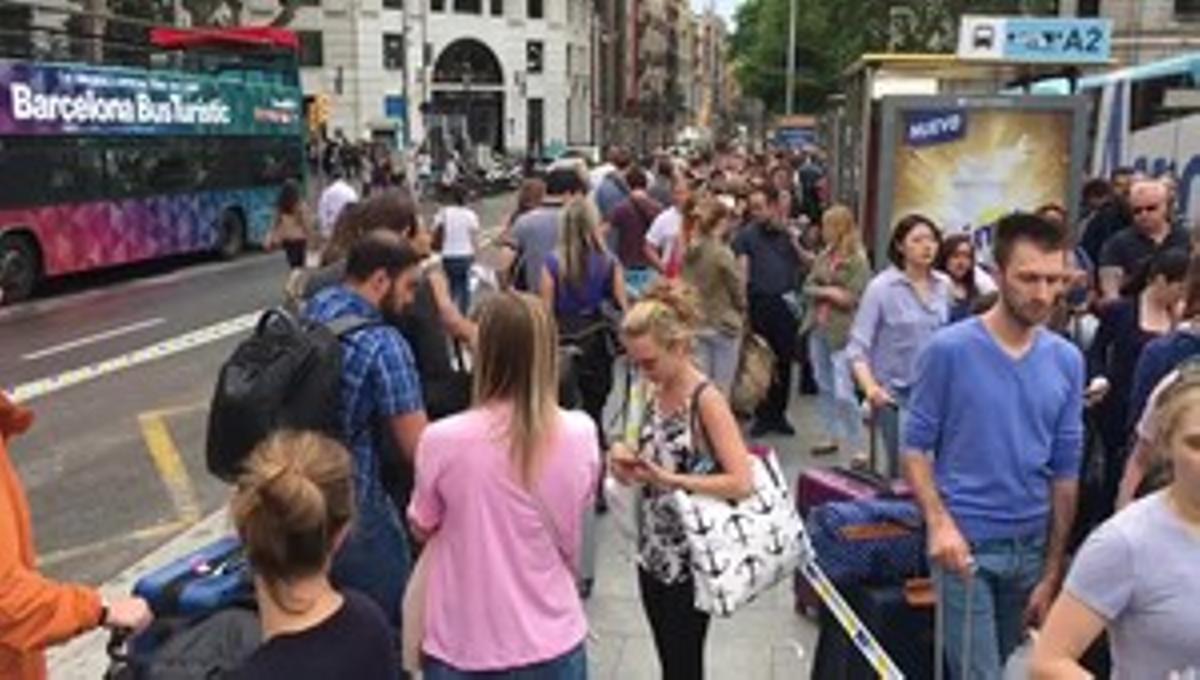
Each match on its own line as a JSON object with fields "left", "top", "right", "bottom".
{"left": 304, "top": 231, "right": 428, "bottom": 628}
{"left": 903, "top": 213, "right": 1084, "bottom": 679}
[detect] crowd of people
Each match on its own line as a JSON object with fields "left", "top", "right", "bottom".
{"left": 3, "top": 137, "right": 1199, "bottom": 680}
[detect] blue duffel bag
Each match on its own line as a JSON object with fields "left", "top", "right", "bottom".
{"left": 807, "top": 499, "right": 927, "bottom": 586}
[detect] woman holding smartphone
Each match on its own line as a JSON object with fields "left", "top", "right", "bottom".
{"left": 609, "top": 282, "right": 754, "bottom": 680}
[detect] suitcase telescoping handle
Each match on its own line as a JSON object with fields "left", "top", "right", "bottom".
{"left": 934, "top": 563, "right": 977, "bottom": 680}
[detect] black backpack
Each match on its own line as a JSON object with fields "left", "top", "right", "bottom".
{"left": 205, "top": 309, "right": 375, "bottom": 482}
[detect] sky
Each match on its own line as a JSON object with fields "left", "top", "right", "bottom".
{"left": 692, "top": 0, "right": 742, "bottom": 23}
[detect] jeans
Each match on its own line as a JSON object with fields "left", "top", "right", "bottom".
{"left": 624, "top": 267, "right": 657, "bottom": 301}
{"left": 638, "top": 569, "right": 711, "bottom": 680}
{"left": 330, "top": 506, "right": 411, "bottom": 628}
{"left": 443, "top": 255, "right": 473, "bottom": 315}
{"left": 694, "top": 328, "right": 741, "bottom": 397}
{"left": 874, "top": 387, "right": 909, "bottom": 478}
{"left": 935, "top": 534, "right": 1046, "bottom": 680}
{"left": 807, "top": 331, "right": 865, "bottom": 450}
{"left": 423, "top": 643, "right": 587, "bottom": 680}
{"left": 749, "top": 294, "right": 798, "bottom": 425}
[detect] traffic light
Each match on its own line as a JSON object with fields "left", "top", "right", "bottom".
{"left": 308, "top": 94, "right": 331, "bottom": 131}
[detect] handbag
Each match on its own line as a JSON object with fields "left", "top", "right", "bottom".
{"left": 401, "top": 538, "right": 435, "bottom": 674}
{"left": 731, "top": 332, "right": 776, "bottom": 416}
{"left": 604, "top": 377, "right": 649, "bottom": 544}
{"left": 673, "top": 446, "right": 805, "bottom": 617}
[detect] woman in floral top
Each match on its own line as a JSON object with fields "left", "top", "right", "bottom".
{"left": 610, "top": 282, "right": 754, "bottom": 680}
{"left": 803, "top": 205, "right": 871, "bottom": 457}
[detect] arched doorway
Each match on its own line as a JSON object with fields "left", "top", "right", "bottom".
{"left": 430, "top": 38, "right": 505, "bottom": 153}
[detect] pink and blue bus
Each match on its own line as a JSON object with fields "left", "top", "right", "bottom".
{"left": 0, "top": 26, "right": 305, "bottom": 302}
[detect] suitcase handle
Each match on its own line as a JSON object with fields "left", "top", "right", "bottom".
{"left": 106, "top": 628, "right": 133, "bottom": 665}
{"left": 933, "top": 563, "right": 976, "bottom": 680}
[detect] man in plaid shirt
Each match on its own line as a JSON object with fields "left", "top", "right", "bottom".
{"left": 305, "top": 231, "right": 429, "bottom": 627}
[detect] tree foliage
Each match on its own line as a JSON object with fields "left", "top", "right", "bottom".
{"left": 730, "top": 0, "right": 1059, "bottom": 114}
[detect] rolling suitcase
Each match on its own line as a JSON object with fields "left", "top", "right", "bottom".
{"left": 795, "top": 409, "right": 910, "bottom": 614}
{"left": 796, "top": 533, "right": 905, "bottom": 679}
{"left": 796, "top": 408, "right": 910, "bottom": 515}
{"left": 132, "top": 536, "right": 253, "bottom": 617}
{"left": 107, "top": 536, "right": 258, "bottom": 679}
{"left": 812, "top": 582, "right": 937, "bottom": 680}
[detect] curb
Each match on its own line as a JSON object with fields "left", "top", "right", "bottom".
{"left": 47, "top": 507, "right": 232, "bottom": 679}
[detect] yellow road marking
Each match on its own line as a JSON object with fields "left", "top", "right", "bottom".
{"left": 138, "top": 410, "right": 203, "bottom": 526}
{"left": 37, "top": 521, "right": 185, "bottom": 569}
{"left": 35, "top": 404, "right": 210, "bottom": 569}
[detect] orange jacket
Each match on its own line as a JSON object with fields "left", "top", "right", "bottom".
{"left": 0, "top": 394, "right": 102, "bottom": 680}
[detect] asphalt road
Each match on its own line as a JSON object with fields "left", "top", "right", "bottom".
{"left": 1, "top": 191, "right": 516, "bottom": 586}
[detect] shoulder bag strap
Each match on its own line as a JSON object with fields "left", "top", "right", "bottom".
{"left": 528, "top": 488, "right": 577, "bottom": 580}
{"left": 687, "top": 381, "right": 715, "bottom": 469}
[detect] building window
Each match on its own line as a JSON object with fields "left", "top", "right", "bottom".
{"left": 527, "top": 0, "right": 542, "bottom": 20}
{"left": 383, "top": 33, "right": 405, "bottom": 70}
{"left": 431, "top": 0, "right": 445, "bottom": 10}
{"left": 1077, "top": 0, "right": 1100, "bottom": 15}
{"left": 383, "top": 0, "right": 404, "bottom": 9}
{"left": 454, "top": 0, "right": 482, "bottom": 12}
{"left": 490, "top": 0, "right": 502, "bottom": 15}
{"left": 526, "top": 40, "right": 543, "bottom": 73}
{"left": 1178, "top": 0, "right": 1200, "bottom": 16}
{"left": 297, "top": 31, "right": 323, "bottom": 67}
{"left": 296, "top": 0, "right": 319, "bottom": 6}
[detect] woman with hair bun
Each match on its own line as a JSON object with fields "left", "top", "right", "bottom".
{"left": 231, "top": 431, "right": 398, "bottom": 680}
{"left": 609, "top": 281, "right": 754, "bottom": 680}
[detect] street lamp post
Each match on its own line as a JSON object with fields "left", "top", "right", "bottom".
{"left": 786, "top": 0, "right": 796, "bottom": 116}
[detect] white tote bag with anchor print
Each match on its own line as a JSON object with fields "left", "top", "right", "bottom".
{"left": 672, "top": 447, "right": 804, "bottom": 617}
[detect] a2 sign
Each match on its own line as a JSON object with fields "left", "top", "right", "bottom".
{"left": 957, "top": 15, "right": 1113, "bottom": 65}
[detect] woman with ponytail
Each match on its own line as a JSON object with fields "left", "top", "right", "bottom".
{"left": 232, "top": 431, "right": 398, "bottom": 680}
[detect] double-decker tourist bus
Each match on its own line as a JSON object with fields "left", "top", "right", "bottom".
{"left": 0, "top": 24, "right": 305, "bottom": 302}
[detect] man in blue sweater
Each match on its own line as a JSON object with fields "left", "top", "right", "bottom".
{"left": 904, "top": 213, "right": 1084, "bottom": 679}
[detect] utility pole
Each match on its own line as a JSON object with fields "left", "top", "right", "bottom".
{"left": 786, "top": 0, "right": 796, "bottom": 115}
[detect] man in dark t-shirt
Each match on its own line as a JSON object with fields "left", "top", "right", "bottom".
{"left": 1099, "top": 179, "right": 1191, "bottom": 301}
{"left": 734, "top": 186, "right": 803, "bottom": 436}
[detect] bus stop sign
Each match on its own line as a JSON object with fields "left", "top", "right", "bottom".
{"left": 958, "top": 15, "right": 1112, "bottom": 64}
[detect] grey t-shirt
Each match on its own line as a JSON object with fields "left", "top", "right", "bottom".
{"left": 1065, "top": 491, "right": 1200, "bottom": 679}
{"left": 512, "top": 204, "right": 562, "bottom": 291}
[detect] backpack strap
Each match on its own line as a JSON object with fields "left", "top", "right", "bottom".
{"left": 325, "top": 314, "right": 378, "bottom": 339}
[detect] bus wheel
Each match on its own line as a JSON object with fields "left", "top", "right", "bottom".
{"left": 217, "top": 209, "right": 246, "bottom": 259}
{"left": 0, "top": 233, "right": 40, "bottom": 304}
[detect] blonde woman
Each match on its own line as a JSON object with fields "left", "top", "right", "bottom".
{"left": 610, "top": 282, "right": 754, "bottom": 680}
{"left": 804, "top": 205, "right": 871, "bottom": 456}
{"left": 1031, "top": 369, "right": 1200, "bottom": 678}
{"left": 682, "top": 196, "right": 747, "bottom": 396}
{"left": 408, "top": 292, "right": 600, "bottom": 678}
{"left": 541, "top": 198, "right": 628, "bottom": 451}
{"left": 231, "top": 432, "right": 398, "bottom": 680}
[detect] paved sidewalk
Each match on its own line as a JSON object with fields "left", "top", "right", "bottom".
{"left": 50, "top": 395, "right": 835, "bottom": 679}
